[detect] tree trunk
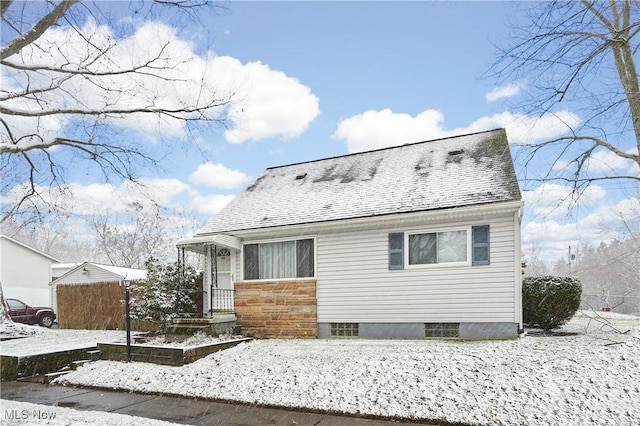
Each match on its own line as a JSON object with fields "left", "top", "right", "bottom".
{"left": 0, "top": 281, "right": 14, "bottom": 323}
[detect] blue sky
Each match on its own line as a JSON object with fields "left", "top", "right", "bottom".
{"left": 3, "top": 1, "right": 639, "bottom": 265}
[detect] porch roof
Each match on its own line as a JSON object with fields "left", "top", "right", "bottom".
{"left": 176, "top": 234, "right": 241, "bottom": 253}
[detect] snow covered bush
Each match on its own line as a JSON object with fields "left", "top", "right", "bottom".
{"left": 129, "top": 258, "right": 201, "bottom": 330}
{"left": 522, "top": 275, "right": 582, "bottom": 330}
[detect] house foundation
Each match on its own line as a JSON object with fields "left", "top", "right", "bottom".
{"left": 317, "top": 322, "right": 519, "bottom": 339}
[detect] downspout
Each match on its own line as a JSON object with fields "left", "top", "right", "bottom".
{"left": 516, "top": 206, "right": 524, "bottom": 335}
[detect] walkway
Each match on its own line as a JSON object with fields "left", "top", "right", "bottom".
{"left": 1, "top": 381, "right": 435, "bottom": 425}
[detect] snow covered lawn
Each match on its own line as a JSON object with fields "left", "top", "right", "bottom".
{"left": 52, "top": 311, "right": 640, "bottom": 425}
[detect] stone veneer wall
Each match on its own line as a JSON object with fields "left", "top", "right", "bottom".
{"left": 234, "top": 279, "right": 317, "bottom": 338}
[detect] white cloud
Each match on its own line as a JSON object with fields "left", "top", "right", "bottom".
{"left": 2, "top": 178, "right": 197, "bottom": 216}
{"left": 1, "top": 19, "right": 319, "bottom": 150}
{"left": 221, "top": 60, "right": 320, "bottom": 144}
{"left": 586, "top": 149, "right": 639, "bottom": 175}
{"left": 522, "top": 196, "right": 639, "bottom": 265}
{"left": 522, "top": 183, "right": 606, "bottom": 219}
{"left": 332, "top": 109, "right": 448, "bottom": 153}
{"left": 190, "top": 162, "right": 251, "bottom": 189}
{"left": 190, "top": 194, "right": 235, "bottom": 216}
{"left": 466, "top": 111, "right": 581, "bottom": 145}
{"left": 485, "top": 82, "right": 523, "bottom": 102}
{"left": 332, "top": 108, "right": 581, "bottom": 153}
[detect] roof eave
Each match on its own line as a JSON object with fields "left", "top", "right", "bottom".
{"left": 204, "top": 200, "right": 524, "bottom": 239}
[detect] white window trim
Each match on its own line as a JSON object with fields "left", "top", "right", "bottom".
{"left": 241, "top": 236, "right": 317, "bottom": 282}
{"left": 405, "top": 226, "right": 471, "bottom": 269}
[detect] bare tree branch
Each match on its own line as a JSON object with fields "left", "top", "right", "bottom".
{"left": 491, "top": 1, "right": 640, "bottom": 196}
{"left": 0, "top": 0, "right": 235, "bottom": 223}
{"left": 0, "top": 0, "right": 80, "bottom": 60}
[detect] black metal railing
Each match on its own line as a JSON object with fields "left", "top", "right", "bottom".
{"left": 211, "top": 288, "right": 235, "bottom": 314}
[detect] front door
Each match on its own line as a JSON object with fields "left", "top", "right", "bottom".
{"left": 211, "top": 248, "right": 234, "bottom": 313}
{"left": 216, "top": 248, "right": 233, "bottom": 290}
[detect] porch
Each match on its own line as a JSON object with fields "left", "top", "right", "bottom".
{"left": 176, "top": 234, "right": 240, "bottom": 319}
{"left": 210, "top": 288, "right": 235, "bottom": 314}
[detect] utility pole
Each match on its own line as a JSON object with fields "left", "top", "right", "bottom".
{"left": 568, "top": 246, "right": 576, "bottom": 275}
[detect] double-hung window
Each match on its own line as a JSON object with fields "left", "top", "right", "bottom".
{"left": 244, "top": 239, "right": 314, "bottom": 280}
{"left": 389, "top": 225, "right": 490, "bottom": 269}
{"left": 408, "top": 230, "right": 468, "bottom": 265}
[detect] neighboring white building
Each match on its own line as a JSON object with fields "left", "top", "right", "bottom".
{"left": 51, "top": 263, "right": 83, "bottom": 281}
{"left": 0, "top": 235, "right": 59, "bottom": 307}
{"left": 178, "top": 129, "right": 524, "bottom": 339}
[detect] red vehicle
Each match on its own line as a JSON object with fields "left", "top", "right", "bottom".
{"left": 5, "top": 298, "right": 56, "bottom": 328}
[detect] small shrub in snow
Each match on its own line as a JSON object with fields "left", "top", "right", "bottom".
{"left": 523, "top": 275, "right": 582, "bottom": 330}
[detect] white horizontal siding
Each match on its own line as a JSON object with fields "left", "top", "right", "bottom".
{"left": 316, "top": 213, "right": 518, "bottom": 323}
{"left": 55, "top": 267, "right": 120, "bottom": 285}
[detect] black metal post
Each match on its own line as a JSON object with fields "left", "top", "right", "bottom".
{"left": 124, "top": 280, "right": 131, "bottom": 362}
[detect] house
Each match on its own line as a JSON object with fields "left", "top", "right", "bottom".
{"left": 0, "top": 235, "right": 59, "bottom": 307}
{"left": 51, "top": 262, "right": 146, "bottom": 328}
{"left": 177, "top": 128, "right": 523, "bottom": 339}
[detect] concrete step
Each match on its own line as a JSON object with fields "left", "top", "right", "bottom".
{"left": 172, "top": 315, "right": 236, "bottom": 325}
{"left": 71, "top": 360, "right": 92, "bottom": 370}
{"left": 166, "top": 324, "right": 212, "bottom": 335}
{"left": 44, "top": 371, "right": 71, "bottom": 384}
{"left": 86, "top": 350, "right": 101, "bottom": 361}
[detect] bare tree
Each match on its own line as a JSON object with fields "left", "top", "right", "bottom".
{"left": 492, "top": 1, "right": 640, "bottom": 191}
{"left": 0, "top": 0, "right": 232, "bottom": 323}
{"left": 574, "top": 236, "right": 640, "bottom": 314}
{"left": 1, "top": 0, "right": 233, "bottom": 223}
{"left": 90, "top": 202, "right": 179, "bottom": 268}
{"left": 0, "top": 283, "right": 11, "bottom": 323}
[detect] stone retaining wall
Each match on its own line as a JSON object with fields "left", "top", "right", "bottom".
{"left": 234, "top": 280, "right": 317, "bottom": 338}
{"left": 98, "top": 338, "right": 252, "bottom": 366}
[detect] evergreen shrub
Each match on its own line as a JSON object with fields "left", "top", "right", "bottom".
{"left": 129, "top": 258, "right": 201, "bottom": 330}
{"left": 522, "top": 275, "right": 582, "bottom": 330}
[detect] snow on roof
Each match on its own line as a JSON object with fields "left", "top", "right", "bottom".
{"left": 51, "top": 262, "right": 147, "bottom": 284}
{"left": 198, "top": 128, "right": 521, "bottom": 235}
{"left": 52, "top": 263, "right": 83, "bottom": 269}
{"left": 96, "top": 264, "right": 147, "bottom": 280}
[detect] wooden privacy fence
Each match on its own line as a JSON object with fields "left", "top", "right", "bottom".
{"left": 57, "top": 279, "right": 204, "bottom": 330}
{"left": 57, "top": 281, "right": 156, "bottom": 331}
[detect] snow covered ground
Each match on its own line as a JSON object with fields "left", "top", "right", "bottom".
{"left": 0, "top": 327, "right": 124, "bottom": 357}
{"left": 1, "top": 312, "right": 638, "bottom": 425}
{"left": 0, "top": 321, "right": 44, "bottom": 341}
{"left": 38, "top": 311, "right": 639, "bottom": 426}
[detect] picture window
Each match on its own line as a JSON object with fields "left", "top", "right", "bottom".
{"left": 244, "top": 239, "right": 314, "bottom": 280}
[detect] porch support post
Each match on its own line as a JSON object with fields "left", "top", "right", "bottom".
{"left": 210, "top": 244, "right": 217, "bottom": 315}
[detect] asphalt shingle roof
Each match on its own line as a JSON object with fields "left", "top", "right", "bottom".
{"left": 197, "top": 128, "right": 521, "bottom": 235}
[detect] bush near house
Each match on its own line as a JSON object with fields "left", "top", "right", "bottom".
{"left": 523, "top": 275, "right": 582, "bottom": 330}
{"left": 129, "top": 258, "right": 202, "bottom": 330}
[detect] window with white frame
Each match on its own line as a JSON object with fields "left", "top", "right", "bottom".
{"left": 408, "top": 229, "right": 468, "bottom": 265}
{"left": 243, "top": 239, "right": 314, "bottom": 280}
{"left": 389, "top": 225, "right": 490, "bottom": 270}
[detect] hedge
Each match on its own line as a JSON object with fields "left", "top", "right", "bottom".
{"left": 522, "top": 275, "right": 582, "bottom": 330}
